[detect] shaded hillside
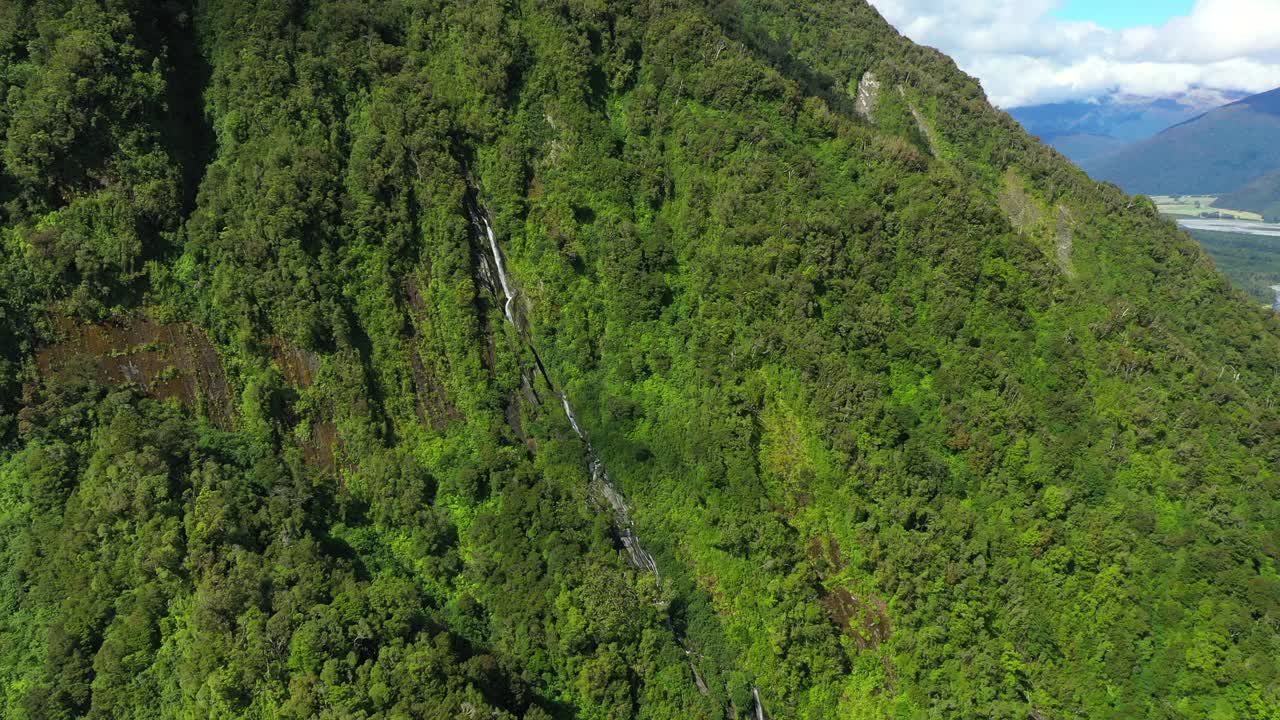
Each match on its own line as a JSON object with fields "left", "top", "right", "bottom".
{"left": 1217, "top": 169, "right": 1280, "bottom": 221}
{"left": 2, "top": 1, "right": 1280, "bottom": 719}
{"left": 1083, "top": 87, "right": 1280, "bottom": 194}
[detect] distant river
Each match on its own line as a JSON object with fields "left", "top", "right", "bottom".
{"left": 1177, "top": 218, "right": 1280, "bottom": 237}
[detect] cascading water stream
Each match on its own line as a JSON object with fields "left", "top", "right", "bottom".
{"left": 561, "top": 396, "right": 585, "bottom": 439}
{"left": 470, "top": 202, "right": 661, "bottom": 574}
{"left": 479, "top": 214, "right": 517, "bottom": 324}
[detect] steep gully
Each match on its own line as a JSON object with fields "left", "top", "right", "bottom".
{"left": 467, "top": 199, "right": 766, "bottom": 718}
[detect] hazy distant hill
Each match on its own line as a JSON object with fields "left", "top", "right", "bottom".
{"left": 1008, "top": 89, "right": 1245, "bottom": 164}
{"left": 1215, "top": 169, "right": 1280, "bottom": 221}
{"left": 1082, "top": 87, "right": 1280, "bottom": 194}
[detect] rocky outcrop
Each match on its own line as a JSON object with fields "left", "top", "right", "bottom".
{"left": 35, "top": 316, "right": 233, "bottom": 429}
{"left": 854, "top": 71, "right": 881, "bottom": 121}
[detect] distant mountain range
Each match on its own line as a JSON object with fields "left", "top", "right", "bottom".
{"left": 1080, "top": 87, "right": 1280, "bottom": 196}
{"left": 1008, "top": 88, "right": 1248, "bottom": 164}
{"left": 1014, "top": 85, "right": 1280, "bottom": 241}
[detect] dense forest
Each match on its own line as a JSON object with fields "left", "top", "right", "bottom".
{"left": 1188, "top": 228, "right": 1280, "bottom": 306}
{"left": 2, "top": 1, "right": 1279, "bottom": 719}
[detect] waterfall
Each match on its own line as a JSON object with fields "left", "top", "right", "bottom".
{"left": 561, "top": 395, "right": 585, "bottom": 439}
{"left": 469, "top": 198, "right": 761, "bottom": 709}
{"left": 588, "top": 452, "right": 660, "bottom": 576}
{"left": 468, "top": 201, "right": 661, "bottom": 577}
{"left": 478, "top": 213, "right": 516, "bottom": 324}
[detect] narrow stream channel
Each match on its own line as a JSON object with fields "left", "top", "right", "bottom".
{"left": 468, "top": 199, "right": 772, "bottom": 715}
{"left": 468, "top": 202, "right": 661, "bottom": 575}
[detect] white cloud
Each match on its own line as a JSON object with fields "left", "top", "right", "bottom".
{"left": 867, "top": 0, "right": 1280, "bottom": 107}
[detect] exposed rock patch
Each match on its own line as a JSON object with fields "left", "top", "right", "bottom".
{"left": 36, "top": 316, "right": 233, "bottom": 429}
{"left": 1056, "top": 205, "right": 1075, "bottom": 276}
{"left": 268, "top": 338, "right": 340, "bottom": 472}
{"left": 403, "top": 275, "right": 463, "bottom": 430}
{"left": 807, "top": 535, "right": 892, "bottom": 649}
{"left": 854, "top": 71, "right": 881, "bottom": 121}
{"left": 269, "top": 337, "right": 321, "bottom": 388}
{"left": 999, "top": 172, "right": 1074, "bottom": 276}
{"left": 998, "top": 171, "right": 1044, "bottom": 233}
{"left": 822, "top": 588, "right": 892, "bottom": 650}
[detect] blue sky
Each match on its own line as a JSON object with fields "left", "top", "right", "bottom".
{"left": 1052, "top": 0, "right": 1195, "bottom": 28}
{"left": 868, "top": 0, "right": 1280, "bottom": 107}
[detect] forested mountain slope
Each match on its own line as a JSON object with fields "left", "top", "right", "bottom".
{"left": 1216, "top": 169, "right": 1280, "bottom": 222}
{"left": 1, "top": 2, "right": 1279, "bottom": 719}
